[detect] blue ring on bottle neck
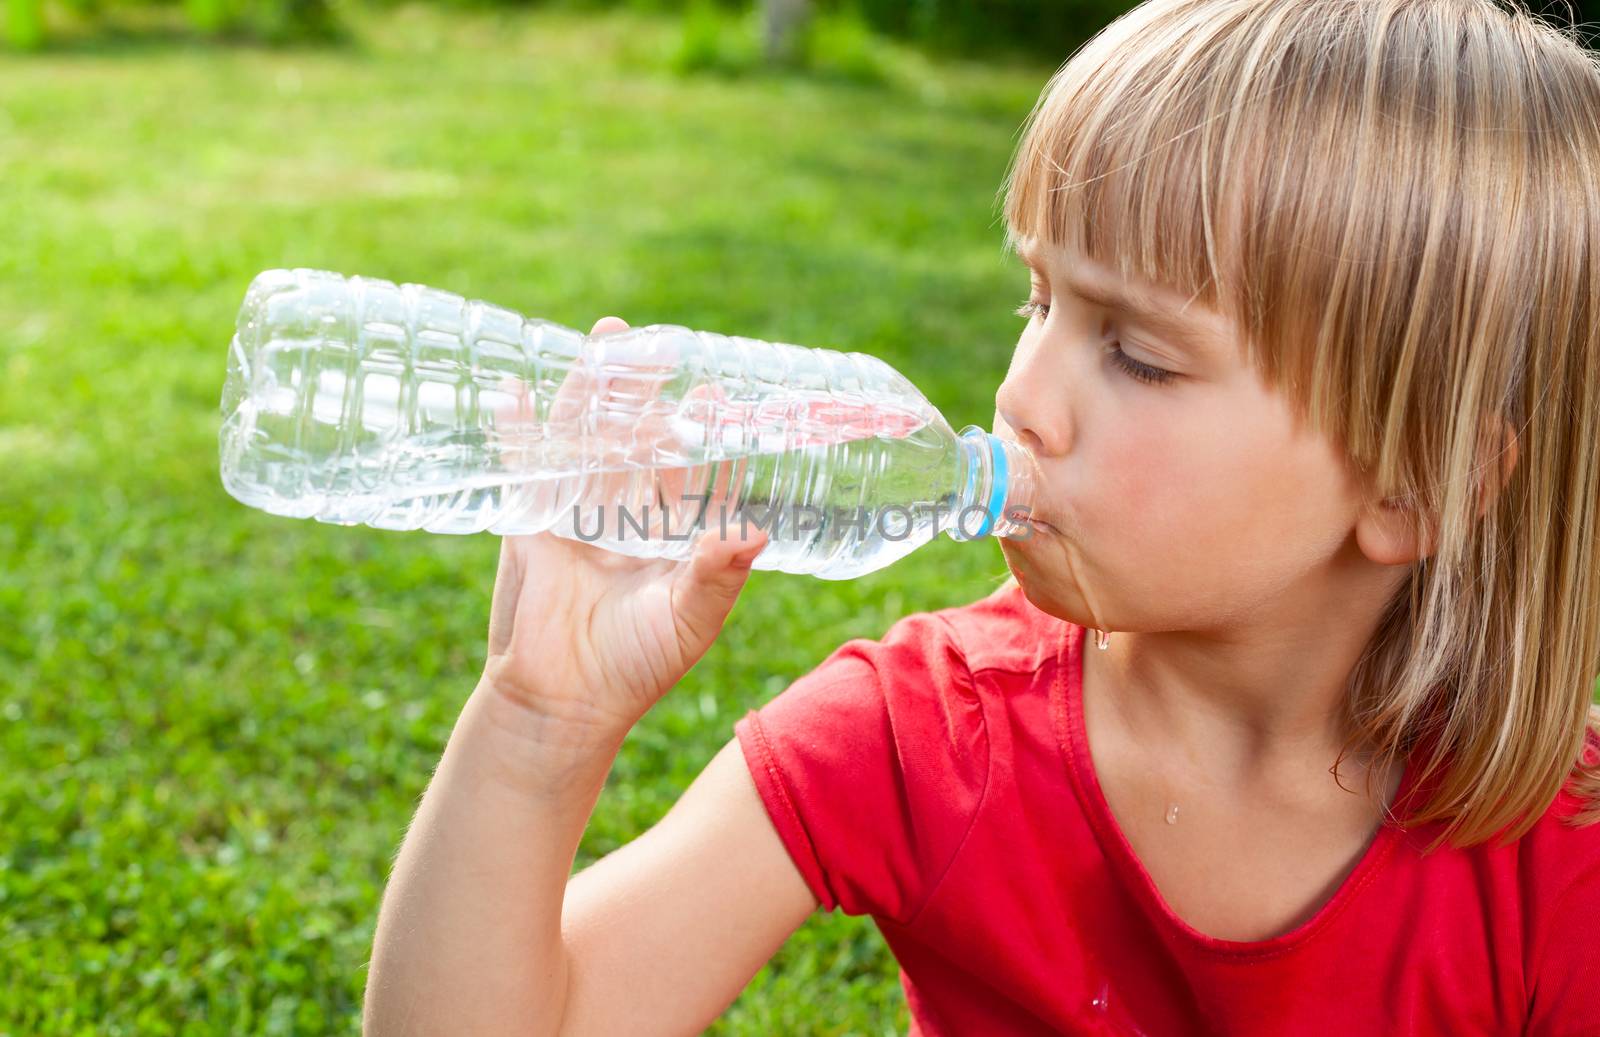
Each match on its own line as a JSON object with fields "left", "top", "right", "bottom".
{"left": 974, "top": 432, "right": 1008, "bottom": 538}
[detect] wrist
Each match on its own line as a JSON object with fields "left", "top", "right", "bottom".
{"left": 462, "top": 678, "right": 632, "bottom": 801}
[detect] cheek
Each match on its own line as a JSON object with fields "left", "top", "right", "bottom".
{"left": 1092, "top": 410, "right": 1279, "bottom": 560}
{"left": 1119, "top": 407, "right": 1347, "bottom": 577}
{"left": 1017, "top": 380, "right": 1357, "bottom": 624}
{"left": 1089, "top": 420, "right": 1206, "bottom": 536}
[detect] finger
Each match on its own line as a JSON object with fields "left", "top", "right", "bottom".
{"left": 491, "top": 318, "right": 632, "bottom": 532}
{"left": 582, "top": 319, "right": 685, "bottom": 532}
{"left": 548, "top": 321, "right": 618, "bottom": 429}
{"left": 583, "top": 318, "right": 679, "bottom": 438}
{"left": 493, "top": 316, "right": 631, "bottom": 430}
{"left": 486, "top": 535, "right": 526, "bottom": 658}
{"left": 668, "top": 522, "right": 771, "bottom": 660}
{"left": 558, "top": 317, "right": 632, "bottom": 516}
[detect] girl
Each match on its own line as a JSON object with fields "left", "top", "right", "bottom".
{"left": 363, "top": 1, "right": 1600, "bottom": 1033}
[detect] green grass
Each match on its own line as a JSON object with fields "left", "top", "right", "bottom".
{"left": 0, "top": 8, "right": 1050, "bottom": 1034}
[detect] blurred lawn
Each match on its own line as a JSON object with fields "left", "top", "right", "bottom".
{"left": 0, "top": 8, "right": 1049, "bottom": 1034}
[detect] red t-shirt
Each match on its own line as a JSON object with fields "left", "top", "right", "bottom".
{"left": 734, "top": 582, "right": 1600, "bottom": 1036}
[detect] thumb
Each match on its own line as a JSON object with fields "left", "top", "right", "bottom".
{"left": 668, "top": 523, "right": 771, "bottom": 657}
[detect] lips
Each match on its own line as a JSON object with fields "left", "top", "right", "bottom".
{"left": 1013, "top": 513, "right": 1058, "bottom": 536}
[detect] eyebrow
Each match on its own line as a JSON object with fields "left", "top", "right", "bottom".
{"left": 1013, "top": 244, "right": 1220, "bottom": 358}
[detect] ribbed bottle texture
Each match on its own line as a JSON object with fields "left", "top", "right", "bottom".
{"left": 219, "top": 269, "right": 1038, "bottom": 579}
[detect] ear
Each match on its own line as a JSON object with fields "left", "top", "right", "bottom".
{"left": 1356, "top": 494, "right": 1438, "bottom": 566}
{"left": 1478, "top": 415, "right": 1519, "bottom": 516}
{"left": 1354, "top": 416, "right": 1518, "bottom": 566}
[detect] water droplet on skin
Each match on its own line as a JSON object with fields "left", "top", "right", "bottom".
{"left": 1093, "top": 628, "right": 1111, "bottom": 650}
{"left": 1165, "top": 803, "right": 1180, "bottom": 825}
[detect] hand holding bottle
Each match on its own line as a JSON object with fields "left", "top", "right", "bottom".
{"left": 476, "top": 316, "right": 770, "bottom": 793}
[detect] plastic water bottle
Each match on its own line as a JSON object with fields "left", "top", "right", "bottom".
{"left": 218, "top": 269, "right": 1041, "bottom": 579}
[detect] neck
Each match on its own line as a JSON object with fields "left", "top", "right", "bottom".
{"left": 1082, "top": 555, "right": 1408, "bottom": 789}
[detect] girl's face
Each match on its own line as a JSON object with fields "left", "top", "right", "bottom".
{"left": 993, "top": 239, "right": 1386, "bottom": 635}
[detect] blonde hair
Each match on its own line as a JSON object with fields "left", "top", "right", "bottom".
{"left": 997, "top": 0, "right": 1600, "bottom": 851}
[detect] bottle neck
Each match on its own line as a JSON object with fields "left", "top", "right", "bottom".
{"left": 953, "top": 425, "right": 1038, "bottom": 541}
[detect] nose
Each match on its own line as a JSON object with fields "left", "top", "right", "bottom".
{"left": 994, "top": 338, "right": 1073, "bottom": 458}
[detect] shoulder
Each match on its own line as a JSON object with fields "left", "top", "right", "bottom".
{"left": 738, "top": 580, "right": 1065, "bottom": 774}
{"left": 1515, "top": 728, "right": 1600, "bottom": 908}
{"left": 1520, "top": 726, "right": 1600, "bottom": 867}
{"left": 743, "top": 586, "right": 1009, "bottom": 758}
{"left": 774, "top": 580, "right": 1060, "bottom": 718}
{"left": 1518, "top": 727, "right": 1600, "bottom": 1033}
{"left": 733, "top": 589, "right": 1020, "bottom": 921}
{"left": 925, "top": 579, "right": 1070, "bottom": 678}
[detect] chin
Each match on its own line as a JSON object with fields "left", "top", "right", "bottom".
{"left": 1000, "top": 554, "right": 1090, "bottom": 625}
{"left": 1016, "top": 582, "right": 1079, "bottom": 625}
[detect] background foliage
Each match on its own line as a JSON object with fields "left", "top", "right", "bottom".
{"left": 8, "top": 0, "right": 1600, "bottom": 1033}
{"left": 0, "top": 3, "right": 1051, "bottom": 1031}
{"left": 3, "top": 0, "right": 1143, "bottom": 54}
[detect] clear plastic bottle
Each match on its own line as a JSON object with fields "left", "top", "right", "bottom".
{"left": 219, "top": 268, "right": 1041, "bottom": 579}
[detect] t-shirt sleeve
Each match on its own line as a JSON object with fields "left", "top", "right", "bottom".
{"left": 733, "top": 608, "right": 990, "bottom": 925}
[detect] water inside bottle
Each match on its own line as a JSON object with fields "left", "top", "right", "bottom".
{"left": 358, "top": 401, "right": 961, "bottom": 579}
{"left": 223, "top": 349, "right": 973, "bottom": 578}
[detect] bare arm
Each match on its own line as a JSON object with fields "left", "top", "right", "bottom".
{"left": 363, "top": 313, "right": 812, "bottom": 1035}
{"left": 363, "top": 685, "right": 816, "bottom": 1037}
{"left": 558, "top": 732, "right": 819, "bottom": 1035}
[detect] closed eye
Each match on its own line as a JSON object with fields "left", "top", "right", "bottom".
{"left": 1013, "top": 299, "right": 1178, "bottom": 386}
{"left": 1014, "top": 299, "right": 1050, "bottom": 322}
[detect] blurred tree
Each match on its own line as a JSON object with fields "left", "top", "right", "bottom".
{"left": 762, "top": 0, "right": 809, "bottom": 63}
